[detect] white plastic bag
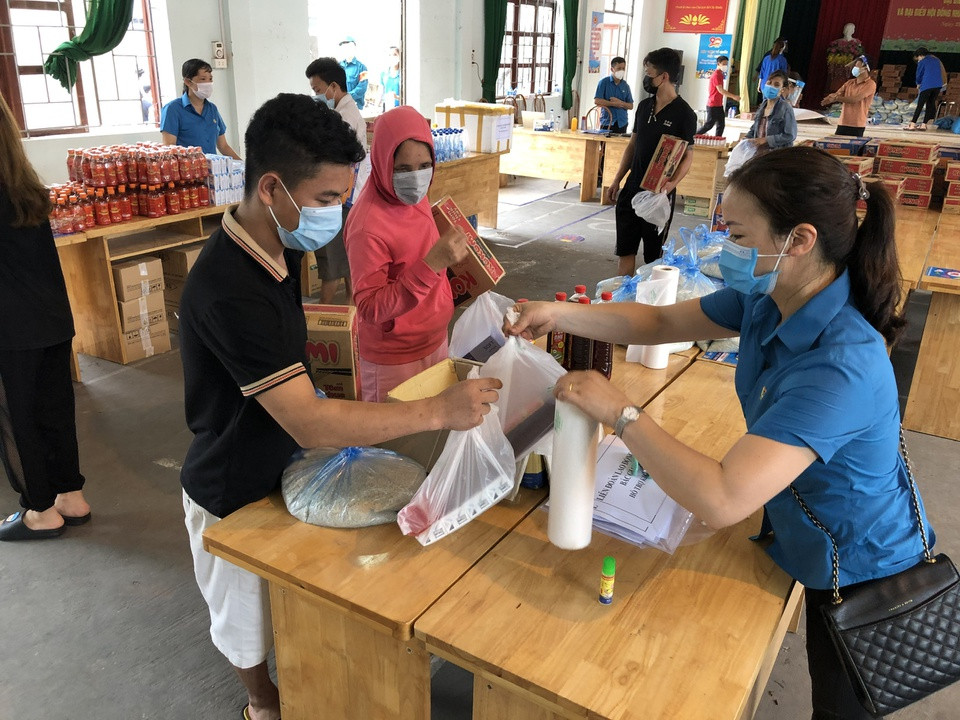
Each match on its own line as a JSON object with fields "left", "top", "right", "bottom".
{"left": 479, "top": 337, "right": 567, "bottom": 459}
{"left": 282, "top": 447, "right": 426, "bottom": 528}
{"left": 449, "top": 291, "right": 515, "bottom": 362}
{"left": 630, "top": 190, "right": 672, "bottom": 232}
{"left": 724, "top": 140, "right": 758, "bottom": 177}
{"left": 396, "top": 374, "right": 516, "bottom": 546}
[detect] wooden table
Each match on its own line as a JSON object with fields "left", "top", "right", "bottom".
{"left": 895, "top": 207, "right": 940, "bottom": 292}
{"left": 203, "top": 488, "right": 545, "bottom": 719}
{"left": 415, "top": 361, "right": 799, "bottom": 720}
{"left": 430, "top": 151, "right": 506, "bottom": 228}
{"left": 600, "top": 136, "right": 631, "bottom": 205}
{"left": 918, "top": 212, "right": 960, "bottom": 294}
{"left": 500, "top": 128, "right": 604, "bottom": 202}
{"left": 903, "top": 292, "right": 960, "bottom": 441}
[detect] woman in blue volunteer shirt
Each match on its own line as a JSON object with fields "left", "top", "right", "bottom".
{"left": 507, "top": 146, "right": 935, "bottom": 720}
{"left": 160, "top": 58, "right": 241, "bottom": 159}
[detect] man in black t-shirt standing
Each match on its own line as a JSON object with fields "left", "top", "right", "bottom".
{"left": 607, "top": 48, "right": 697, "bottom": 276}
{"left": 178, "top": 94, "right": 501, "bottom": 720}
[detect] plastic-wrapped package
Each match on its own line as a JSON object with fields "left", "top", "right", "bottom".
{"left": 396, "top": 379, "right": 516, "bottom": 546}
{"left": 282, "top": 446, "right": 426, "bottom": 528}
{"left": 448, "top": 291, "right": 515, "bottom": 362}
{"left": 630, "top": 190, "right": 672, "bottom": 232}
{"left": 724, "top": 140, "right": 758, "bottom": 177}
{"left": 479, "top": 337, "right": 567, "bottom": 459}
{"left": 696, "top": 337, "right": 741, "bottom": 354}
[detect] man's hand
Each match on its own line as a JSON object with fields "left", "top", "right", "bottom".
{"left": 433, "top": 378, "right": 502, "bottom": 430}
{"left": 503, "top": 300, "right": 558, "bottom": 342}
{"left": 424, "top": 224, "right": 469, "bottom": 272}
{"left": 607, "top": 177, "right": 623, "bottom": 203}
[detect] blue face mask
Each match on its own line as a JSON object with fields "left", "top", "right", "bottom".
{"left": 268, "top": 178, "right": 342, "bottom": 252}
{"left": 718, "top": 233, "right": 792, "bottom": 295}
{"left": 762, "top": 84, "right": 781, "bottom": 101}
{"left": 313, "top": 89, "right": 336, "bottom": 110}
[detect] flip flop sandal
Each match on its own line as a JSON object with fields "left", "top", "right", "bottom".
{"left": 0, "top": 511, "right": 65, "bottom": 541}
{"left": 62, "top": 512, "right": 92, "bottom": 527}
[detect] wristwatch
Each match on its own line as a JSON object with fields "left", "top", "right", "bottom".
{"left": 615, "top": 406, "right": 642, "bottom": 439}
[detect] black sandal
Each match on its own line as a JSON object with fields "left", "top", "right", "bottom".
{"left": 0, "top": 511, "right": 65, "bottom": 541}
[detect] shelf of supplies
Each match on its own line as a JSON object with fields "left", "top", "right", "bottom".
{"left": 108, "top": 228, "right": 205, "bottom": 261}
{"left": 201, "top": 212, "right": 226, "bottom": 236}
{"left": 54, "top": 232, "right": 87, "bottom": 248}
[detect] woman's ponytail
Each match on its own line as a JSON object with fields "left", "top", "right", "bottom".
{"left": 847, "top": 181, "right": 906, "bottom": 344}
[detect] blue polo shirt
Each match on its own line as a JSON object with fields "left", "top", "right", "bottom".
{"left": 340, "top": 58, "right": 369, "bottom": 108}
{"left": 700, "top": 270, "right": 935, "bottom": 590}
{"left": 160, "top": 94, "right": 227, "bottom": 154}
{"left": 595, "top": 75, "right": 633, "bottom": 129}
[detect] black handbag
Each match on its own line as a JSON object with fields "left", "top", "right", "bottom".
{"left": 790, "top": 427, "right": 960, "bottom": 718}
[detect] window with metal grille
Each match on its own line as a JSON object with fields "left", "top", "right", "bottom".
{"left": 0, "top": 0, "right": 166, "bottom": 137}
{"left": 497, "top": 0, "right": 557, "bottom": 98}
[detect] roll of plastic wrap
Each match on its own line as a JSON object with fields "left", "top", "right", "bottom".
{"left": 639, "top": 265, "right": 680, "bottom": 369}
{"left": 548, "top": 400, "right": 599, "bottom": 550}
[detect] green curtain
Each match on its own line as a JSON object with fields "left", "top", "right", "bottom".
{"left": 482, "top": 0, "right": 509, "bottom": 101}
{"left": 560, "top": 0, "right": 579, "bottom": 110}
{"left": 43, "top": 0, "right": 135, "bottom": 91}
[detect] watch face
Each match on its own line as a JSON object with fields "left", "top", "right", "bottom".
{"left": 623, "top": 406, "right": 640, "bottom": 422}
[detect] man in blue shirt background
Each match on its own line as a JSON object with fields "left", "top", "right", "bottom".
{"left": 907, "top": 47, "right": 947, "bottom": 130}
{"left": 594, "top": 57, "right": 634, "bottom": 134}
{"left": 339, "top": 37, "right": 369, "bottom": 110}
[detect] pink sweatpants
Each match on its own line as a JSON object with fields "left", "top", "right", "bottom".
{"left": 359, "top": 341, "right": 449, "bottom": 403}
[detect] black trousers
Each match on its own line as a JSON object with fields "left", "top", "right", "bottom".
{"left": 912, "top": 88, "right": 940, "bottom": 124}
{"left": 805, "top": 586, "right": 883, "bottom": 720}
{"left": 835, "top": 125, "right": 865, "bottom": 137}
{"left": 614, "top": 182, "right": 677, "bottom": 265}
{"left": 0, "top": 340, "right": 85, "bottom": 512}
{"left": 697, "top": 106, "right": 726, "bottom": 136}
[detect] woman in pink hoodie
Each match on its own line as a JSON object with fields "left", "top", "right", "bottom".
{"left": 344, "top": 106, "right": 468, "bottom": 401}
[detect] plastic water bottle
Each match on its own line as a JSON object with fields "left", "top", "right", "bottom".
{"left": 728, "top": 107, "right": 736, "bottom": 119}
{"left": 550, "top": 109, "right": 557, "bottom": 133}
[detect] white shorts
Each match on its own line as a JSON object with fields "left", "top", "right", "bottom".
{"left": 183, "top": 490, "right": 273, "bottom": 669}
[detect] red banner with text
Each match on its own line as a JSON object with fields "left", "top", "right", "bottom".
{"left": 882, "top": 0, "right": 960, "bottom": 52}
{"left": 663, "top": 1, "right": 729, "bottom": 34}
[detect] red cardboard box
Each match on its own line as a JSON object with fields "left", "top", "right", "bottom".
{"left": 943, "top": 197, "right": 960, "bottom": 215}
{"left": 839, "top": 157, "right": 874, "bottom": 176}
{"left": 304, "top": 304, "right": 360, "bottom": 400}
{"left": 877, "top": 157, "right": 937, "bottom": 178}
{"left": 874, "top": 175, "right": 906, "bottom": 199}
{"left": 431, "top": 196, "right": 506, "bottom": 307}
{"left": 876, "top": 141, "right": 939, "bottom": 161}
{"left": 899, "top": 192, "right": 932, "bottom": 209}
{"left": 640, "top": 134, "right": 689, "bottom": 192}
{"left": 947, "top": 163, "right": 960, "bottom": 182}
{"left": 879, "top": 174, "right": 934, "bottom": 194}
{"left": 947, "top": 182, "right": 960, "bottom": 199}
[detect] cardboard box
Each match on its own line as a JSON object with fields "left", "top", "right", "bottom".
{"left": 164, "top": 277, "right": 186, "bottom": 304}
{"left": 112, "top": 257, "right": 164, "bottom": 302}
{"left": 117, "top": 291, "right": 166, "bottom": 332}
{"left": 301, "top": 251, "right": 322, "bottom": 297}
{"left": 640, "top": 134, "right": 689, "bottom": 192}
{"left": 431, "top": 196, "right": 506, "bottom": 306}
{"left": 159, "top": 244, "right": 203, "bottom": 282}
{"left": 122, "top": 321, "right": 171, "bottom": 362}
{"left": 304, "top": 304, "right": 360, "bottom": 400}
{"left": 862, "top": 139, "right": 881, "bottom": 158}
{"left": 382, "top": 358, "right": 482, "bottom": 472}
{"left": 947, "top": 182, "right": 960, "bottom": 199}
{"left": 874, "top": 175, "right": 906, "bottom": 199}
{"left": 434, "top": 101, "right": 514, "bottom": 154}
{"left": 876, "top": 141, "right": 939, "bottom": 161}
{"left": 880, "top": 174, "right": 934, "bottom": 194}
{"left": 165, "top": 302, "right": 181, "bottom": 333}
{"left": 877, "top": 157, "right": 937, "bottom": 178}
{"left": 946, "top": 163, "right": 960, "bottom": 182}
{"left": 943, "top": 197, "right": 960, "bottom": 214}
{"left": 899, "top": 192, "right": 932, "bottom": 209}
{"left": 839, "top": 157, "right": 874, "bottom": 176}
{"left": 813, "top": 136, "right": 868, "bottom": 156}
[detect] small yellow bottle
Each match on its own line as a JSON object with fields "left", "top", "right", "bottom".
{"left": 599, "top": 556, "right": 616, "bottom": 605}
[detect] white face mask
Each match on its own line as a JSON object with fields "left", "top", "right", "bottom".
{"left": 192, "top": 82, "right": 213, "bottom": 100}
{"left": 613, "top": 70, "right": 625, "bottom": 80}
{"left": 393, "top": 167, "right": 433, "bottom": 205}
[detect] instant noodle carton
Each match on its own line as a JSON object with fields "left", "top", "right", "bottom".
{"left": 304, "top": 304, "right": 360, "bottom": 401}
{"left": 640, "top": 134, "right": 689, "bottom": 192}
{"left": 432, "top": 196, "right": 506, "bottom": 306}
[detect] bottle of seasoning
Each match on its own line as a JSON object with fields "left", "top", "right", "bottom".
{"left": 568, "top": 297, "right": 594, "bottom": 371}
{"left": 546, "top": 291, "right": 568, "bottom": 365}
{"left": 592, "top": 291, "right": 614, "bottom": 379}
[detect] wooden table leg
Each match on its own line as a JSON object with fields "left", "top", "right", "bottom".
{"left": 70, "top": 340, "right": 82, "bottom": 382}
{"left": 270, "top": 583, "right": 430, "bottom": 720}
{"left": 473, "top": 674, "right": 570, "bottom": 720}
{"left": 579, "top": 143, "right": 601, "bottom": 202}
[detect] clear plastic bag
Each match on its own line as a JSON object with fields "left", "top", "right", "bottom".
{"left": 397, "top": 382, "right": 516, "bottom": 546}
{"left": 448, "top": 291, "right": 515, "bottom": 362}
{"left": 282, "top": 446, "right": 426, "bottom": 528}
{"left": 630, "top": 190, "right": 672, "bottom": 232}
{"left": 479, "top": 337, "right": 567, "bottom": 459}
{"left": 724, "top": 140, "right": 758, "bottom": 177}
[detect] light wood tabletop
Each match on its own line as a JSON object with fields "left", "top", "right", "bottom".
{"left": 415, "top": 361, "right": 798, "bottom": 720}
{"left": 918, "top": 212, "right": 960, "bottom": 294}
{"left": 500, "top": 128, "right": 604, "bottom": 202}
{"left": 895, "top": 206, "right": 940, "bottom": 291}
{"left": 903, "top": 292, "right": 960, "bottom": 441}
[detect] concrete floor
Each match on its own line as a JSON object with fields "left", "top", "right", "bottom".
{"left": 2, "top": 178, "right": 959, "bottom": 719}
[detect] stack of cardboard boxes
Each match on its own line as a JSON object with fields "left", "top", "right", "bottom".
{"left": 112, "top": 257, "right": 171, "bottom": 360}
{"left": 875, "top": 141, "right": 940, "bottom": 209}
{"left": 877, "top": 65, "right": 907, "bottom": 101}
{"left": 943, "top": 73, "right": 960, "bottom": 113}
{"left": 159, "top": 244, "right": 204, "bottom": 333}
{"left": 945, "top": 163, "right": 960, "bottom": 214}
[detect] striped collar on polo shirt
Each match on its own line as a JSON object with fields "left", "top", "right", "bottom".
{"left": 221, "top": 208, "right": 288, "bottom": 282}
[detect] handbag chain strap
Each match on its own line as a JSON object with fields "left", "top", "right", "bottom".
{"left": 789, "top": 425, "right": 934, "bottom": 605}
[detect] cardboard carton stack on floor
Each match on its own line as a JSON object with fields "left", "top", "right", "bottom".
{"left": 944, "top": 73, "right": 960, "bottom": 111}
{"left": 159, "top": 244, "right": 204, "bottom": 332}
{"left": 112, "top": 256, "right": 171, "bottom": 360}
{"left": 878, "top": 65, "right": 906, "bottom": 101}
{"left": 945, "top": 162, "right": 960, "bottom": 214}
{"left": 874, "top": 141, "right": 940, "bottom": 209}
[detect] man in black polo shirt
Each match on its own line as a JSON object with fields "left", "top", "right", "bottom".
{"left": 178, "top": 94, "right": 501, "bottom": 720}
{"left": 607, "top": 48, "right": 697, "bottom": 276}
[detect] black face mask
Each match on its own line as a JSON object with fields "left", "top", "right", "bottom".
{"left": 642, "top": 74, "right": 661, "bottom": 95}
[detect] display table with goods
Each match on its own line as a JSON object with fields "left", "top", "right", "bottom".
{"left": 52, "top": 142, "right": 241, "bottom": 372}
{"left": 415, "top": 359, "right": 801, "bottom": 720}
{"left": 500, "top": 127, "right": 605, "bottom": 202}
